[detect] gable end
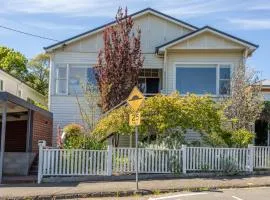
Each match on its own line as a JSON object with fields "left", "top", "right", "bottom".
{"left": 44, "top": 8, "right": 198, "bottom": 52}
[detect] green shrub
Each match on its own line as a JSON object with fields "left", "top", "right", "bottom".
{"left": 230, "top": 128, "right": 254, "bottom": 148}
{"left": 63, "top": 123, "right": 84, "bottom": 137}
{"left": 63, "top": 123, "right": 105, "bottom": 150}
{"left": 93, "top": 93, "right": 223, "bottom": 142}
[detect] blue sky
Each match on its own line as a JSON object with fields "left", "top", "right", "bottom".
{"left": 0, "top": 0, "right": 269, "bottom": 79}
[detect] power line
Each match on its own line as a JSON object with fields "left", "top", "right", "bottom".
{"left": 0, "top": 25, "right": 59, "bottom": 42}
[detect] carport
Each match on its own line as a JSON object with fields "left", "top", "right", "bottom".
{"left": 0, "top": 92, "right": 53, "bottom": 183}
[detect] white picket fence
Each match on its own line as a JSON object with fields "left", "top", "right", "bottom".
{"left": 113, "top": 148, "right": 181, "bottom": 174}
{"left": 254, "top": 146, "right": 270, "bottom": 169}
{"left": 40, "top": 148, "right": 108, "bottom": 176}
{"left": 185, "top": 147, "right": 251, "bottom": 172}
{"left": 37, "top": 141, "right": 270, "bottom": 183}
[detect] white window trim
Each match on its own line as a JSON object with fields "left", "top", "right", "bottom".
{"left": 55, "top": 64, "right": 68, "bottom": 96}
{"left": 55, "top": 63, "right": 96, "bottom": 96}
{"left": 173, "top": 62, "right": 234, "bottom": 96}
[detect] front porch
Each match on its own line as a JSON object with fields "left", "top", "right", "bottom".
{"left": 0, "top": 92, "right": 53, "bottom": 183}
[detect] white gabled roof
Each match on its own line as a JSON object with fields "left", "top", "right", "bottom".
{"left": 156, "top": 26, "right": 258, "bottom": 54}
{"left": 44, "top": 8, "right": 198, "bottom": 52}
{"left": 262, "top": 80, "right": 270, "bottom": 87}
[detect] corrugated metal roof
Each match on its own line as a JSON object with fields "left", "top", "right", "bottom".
{"left": 262, "top": 80, "right": 270, "bottom": 87}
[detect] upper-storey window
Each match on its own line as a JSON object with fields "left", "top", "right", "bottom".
{"left": 175, "top": 64, "right": 231, "bottom": 96}
{"left": 55, "top": 64, "right": 68, "bottom": 95}
{"left": 55, "top": 64, "right": 96, "bottom": 96}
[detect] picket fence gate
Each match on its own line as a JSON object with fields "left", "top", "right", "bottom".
{"left": 37, "top": 141, "right": 270, "bottom": 183}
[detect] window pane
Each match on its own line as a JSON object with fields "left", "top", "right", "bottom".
{"left": 139, "top": 69, "right": 145, "bottom": 77}
{"left": 176, "top": 66, "right": 216, "bottom": 94}
{"left": 87, "top": 68, "right": 97, "bottom": 85}
{"left": 56, "top": 80, "right": 67, "bottom": 94}
{"left": 138, "top": 78, "right": 146, "bottom": 93}
{"left": 56, "top": 67, "right": 67, "bottom": 79}
{"left": 145, "top": 69, "right": 151, "bottom": 76}
{"left": 219, "top": 80, "right": 230, "bottom": 95}
{"left": 69, "top": 67, "right": 86, "bottom": 95}
{"left": 220, "top": 67, "right": 230, "bottom": 79}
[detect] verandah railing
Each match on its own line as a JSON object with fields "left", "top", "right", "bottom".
{"left": 37, "top": 141, "right": 270, "bottom": 183}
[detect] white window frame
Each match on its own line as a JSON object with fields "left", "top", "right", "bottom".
{"left": 173, "top": 62, "right": 233, "bottom": 96}
{"left": 55, "top": 63, "right": 96, "bottom": 96}
{"left": 55, "top": 64, "right": 68, "bottom": 96}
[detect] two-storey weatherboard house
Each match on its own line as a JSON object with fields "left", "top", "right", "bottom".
{"left": 44, "top": 8, "right": 258, "bottom": 146}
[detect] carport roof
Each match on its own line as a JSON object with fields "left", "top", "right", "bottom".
{"left": 0, "top": 92, "right": 52, "bottom": 118}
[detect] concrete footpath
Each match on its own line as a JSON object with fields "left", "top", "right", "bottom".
{"left": 1, "top": 175, "right": 270, "bottom": 199}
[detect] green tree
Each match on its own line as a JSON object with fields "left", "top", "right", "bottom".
{"left": 93, "top": 93, "right": 255, "bottom": 148}
{"left": 27, "top": 53, "right": 49, "bottom": 96}
{"left": 95, "top": 7, "right": 144, "bottom": 112}
{"left": 0, "top": 46, "right": 28, "bottom": 79}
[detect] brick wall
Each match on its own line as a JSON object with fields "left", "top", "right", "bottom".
{"left": 32, "top": 112, "right": 53, "bottom": 152}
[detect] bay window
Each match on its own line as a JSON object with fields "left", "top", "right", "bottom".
{"left": 55, "top": 64, "right": 96, "bottom": 96}
{"left": 175, "top": 64, "right": 231, "bottom": 95}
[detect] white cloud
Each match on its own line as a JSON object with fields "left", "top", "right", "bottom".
{"left": 2, "top": 0, "right": 137, "bottom": 17}
{"left": 25, "top": 21, "right": 86, "bottom": 30}
{"left": 156, "top": 0, "right": 244, "bottom": 18}
{"left": 228, "top": 18, "right": 270, "bottom": 30}
{"left": 2, "top": 0, "right": 266, "bottom": 18}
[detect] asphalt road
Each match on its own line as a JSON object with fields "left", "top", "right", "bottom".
{"left": 83, "top": 187, "right": 270, "bottom": 200}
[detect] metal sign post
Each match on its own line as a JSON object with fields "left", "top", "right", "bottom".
{"left": 135, "top": 125, "right": 139, "bottom": 191}
{"left": 127, "top": 86, "right": 144, "bottom": 192}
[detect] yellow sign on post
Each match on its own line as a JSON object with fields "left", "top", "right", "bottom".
{"left": 127, "top": 86, "right": 144, "bottom": 112}
{"left": 126, "top": 86, "right": 144, "bottom": 191}
{"left": 129, "top": 112, "right": 141, "bottom": 126}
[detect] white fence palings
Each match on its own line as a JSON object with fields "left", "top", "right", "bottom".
{"left": 185, "top": 147, "right": 250, "bottom": 172}
{"left": 254, "top": 146, "right": 270, "bottom": 169}
{"left": 38, "top": 144, "right": 270, "bottom": 183}
{"left": 112, "top": 148, "right": 181, "bottom": 174}
{"left": 41, "top": 149, "right": 108, "bottom": 176}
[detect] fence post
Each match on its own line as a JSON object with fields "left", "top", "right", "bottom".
{"left": 181, "top": 145, "right": 187, "bottom": 174}
{"left": 38, "top": 140, "right": 46, "bottom": 184}
{"left": 107, "top": 143, "right": 113, "bottom": 176}
{"left": 248, "top": 144, "right": 254, "bottom": 172}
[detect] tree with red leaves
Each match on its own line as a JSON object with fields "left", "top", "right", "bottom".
{"left": 95, "top": 7, "right": 144, "bottom": 113}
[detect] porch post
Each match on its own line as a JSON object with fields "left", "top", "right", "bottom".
{"left": 267, "top": 122, "right": 270, "bottom": 146}
{"left": 0, "top": 101, "right": 7, "bottom": 184}
{"left": 26, "top": 109, "right": 33, "bottom": 152}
